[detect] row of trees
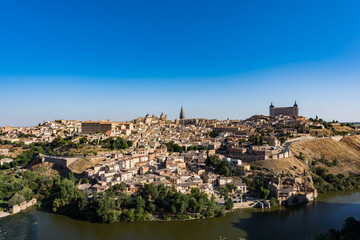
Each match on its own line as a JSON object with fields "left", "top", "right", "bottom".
{"left": 17, "top": 132, "right": 37, "bottom": 138}
{"left": 309, "top": 116, "right": 345, "bottom": 130}
{"left": 187, "top": 145, "right": 207, "bottom": 151}
{"left": 311, "top": 166, "right": 360, "bottom": 193}
{"left": 249, "top": 134, "right": 263, "bottom": 146}
{"left": 48, "top": 179, "right": 228, "bottom": 223}
{"left": 165, "top": 141, "right": 207, "bottom": 153}
{"left": 4, "top": 169, "right": 224, "bottom": 222}
{"left": 100, "top": 137, "right": 130, "bottom": 150}
{"left": 48, "top": 135, "right": 133, "bottom": 151}
{"left": 1, "top": 166, "right": 232, "bottom": 223}
{"left": 165, "top": 141, "right": 184, "bottom": 153}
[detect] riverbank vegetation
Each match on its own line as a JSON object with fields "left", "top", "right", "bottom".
{"left": 311, "top": 164, "right": 360, "bottom": 193}
{"left": 0, "top": 168, "right": 229, "bottom": 223}
{"left": 0, "top": 168, "right": 53, "bottom": 210}
{"left": 313, "top": 217, "right": 360, "bottom": 240}
{"left": 52, "top": 180, "right": 228, "bottom": 223}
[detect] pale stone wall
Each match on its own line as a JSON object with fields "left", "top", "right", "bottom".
{"left": 331, "top": 136, "right": 343, "bottom": 142}
{"left": 11, "top": 198, "right": 37, "bottom": 214}
{"left": 40, "top": 154, "right": 79, "bottom": 167}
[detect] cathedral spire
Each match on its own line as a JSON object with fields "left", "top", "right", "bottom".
{"left": 180, "top": 106, "right": 185, "bottom": 120}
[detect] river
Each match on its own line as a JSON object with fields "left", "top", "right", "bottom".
{"left": 0, "top": 191, "right": 360, "bottom": 240}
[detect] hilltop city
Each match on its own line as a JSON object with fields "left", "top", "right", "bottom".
{"left": 1, "top": 102, "right": 360, "bottom": 221}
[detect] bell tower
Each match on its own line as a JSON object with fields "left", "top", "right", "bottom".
{"left": 269, "top": 102, "right": 275, "bottom": 117}
{"left": 179, "top": 106, "right": 185, "bottom": 120}
{"left": 293, "top": 101, "right": 299, "bottom": 117}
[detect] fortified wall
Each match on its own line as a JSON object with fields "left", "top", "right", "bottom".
{"left": 39, "top": 154, "right": 79, "bottom": 168}
{"left": 223, "top": 148, "right": 291, "bottom": 161}
{"left": 11, "top": 198, "right": 37, "bottom": 214}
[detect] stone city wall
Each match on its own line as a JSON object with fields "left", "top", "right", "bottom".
{"left": 11, "top": 198, "right": 37, "bottom": 214}
{"left": 40, "top": 154, "right": 79, "bottom": 168}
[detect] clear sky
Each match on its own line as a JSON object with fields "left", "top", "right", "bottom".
{"left": 1, "top": 0, "right": 360, "bottom": 126}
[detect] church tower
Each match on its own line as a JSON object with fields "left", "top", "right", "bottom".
{"left": 179, "top": 106, "right": 185, "bottom": 120}
{"left": 293, "top": 101, "right": 299, "bottom": 117}
{"left": 269, "top": 102, "right": 275, "bottom": 117}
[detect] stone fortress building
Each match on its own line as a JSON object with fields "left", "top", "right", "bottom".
{"left": 269, "top": 101, "right": 299, "bottom": 117}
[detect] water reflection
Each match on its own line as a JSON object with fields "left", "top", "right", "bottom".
{"left": 0, "top": 210, "right": 37, "bottom": 240}
{"left": 0, "top": 191, "right": 359, "bottom": 240}
{"left": 231, "top": 191, "right": 360, "bottom": 240}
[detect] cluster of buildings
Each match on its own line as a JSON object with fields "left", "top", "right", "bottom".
{"left": 268, "top": 177, "right": 318, "bottom": 205}
{"left": 81, "top": 145, "right": 249, "bottom": 198}
{"left": 0, "top": 120, "right": 82, "bottom": 145}
{"left": 2, "top": 102, "right": 352, "bottom": 206}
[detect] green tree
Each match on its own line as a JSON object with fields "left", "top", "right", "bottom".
{"left": 217, "top": 161, "right": 232, "bottom": 176}
{"left": 220, "top": 186, "right": 229, "bottom": 200}
{"left": 205, "top": 155, "right": 221, "bottom": 167}
{"left": 135, "top": 196, "right": 146, "bottom": 211}
{"left": 224, "top": 198, "right": 233, "bottom": 210}
{"left": 262, "top": 188, "right": 270, "bottom": 200}
{"left": 126, "top": 140, "right": 133, "bottom": 147}
{"left": 124, "top": 208, "right": 136, "bottom": 222}
{"left": 147, "top": 202, "right": 156, "bottom": 213}
{"left": 8, "top": 193, "right": 25, "bottom": 207}
{"left": 79, "top": 136, "right": 88, "bottom": 144}
{"left": 270, "top": 197, "right": 277, "bottom": 207}
{"left": 209, "top": 131, "right": 220, "bottom": 138}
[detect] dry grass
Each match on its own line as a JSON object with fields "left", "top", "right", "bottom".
{"left": 68, "top": 157, "right": 106, "bottom": 174}
{"left": 332, "top": 124, "right": 353, "bottom": 133}
{"left": 250, "top": 157, "right": 307, "bottom": 176}
{"left": 0, "top": 145, "right": 26, "bottom": 158}
{"left": 248, "top": 135, "right": 360, "bottom": 176}
{"left": 31, "top": 162, "right": 67, "bottom": 177}
{"left": 309, "top": 128, "right": 333, "bottom": 137}
{"left": 290, "top": 135, "right": 360, "bottom": 175}
{"left": 58, "top": 145, "right": 105, "bottom": 156}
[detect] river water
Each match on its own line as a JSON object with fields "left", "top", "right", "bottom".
{"left": 0, "top": 191, "right": 360, "bottom": 240}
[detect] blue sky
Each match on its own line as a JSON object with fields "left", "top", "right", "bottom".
{"left": 1, "top": 0, "right": 360, "bottom": 126}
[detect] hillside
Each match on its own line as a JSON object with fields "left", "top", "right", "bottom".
{"left": 250, "top": 157, "right": 307, "bottom": 176}
{"left": 0, "top": 145, "right": 26, "bottom": 158}
{"left": 31, "top": 161, "right": 70, "bottom": 177}
{"left": 290, "top": 135, "right": 360, "bottom": 175}
{"left": 56, "top": 145, "right": 106, "bottom": 157}
{"left": 332, "top": 124, "right": 354, "bottom": 133}
{"left": 68, "top": 157, "right": 106, "bottom": 174}
{"left": 248, "top": 135, "right": 360, "bottom": 177}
